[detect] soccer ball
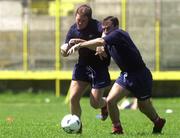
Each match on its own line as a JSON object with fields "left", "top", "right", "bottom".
{"left": 61, "top": 114, "right": 81, "bottom": 133}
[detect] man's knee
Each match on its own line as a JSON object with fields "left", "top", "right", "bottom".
{"left": 106, "top": 97, "right": 116, "bottom": 107}
{"left": 90, "top": 100, "right": 100, "bottom": 109}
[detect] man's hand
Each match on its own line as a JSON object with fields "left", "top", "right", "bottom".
{"left": 60, "top": 43, "right": 70, "bottom": 57}
{"left": 95, "top": 46, "right": 107, "bottom": 60}
{"left": 67, "top": 43, "right": 81, "bottom": 55}
{"left": 69, "top": 38, "right": 86, "bottom": 46}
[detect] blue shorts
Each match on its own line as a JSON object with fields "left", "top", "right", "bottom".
{"left": 72, "top": 63, "right": 111, "bottom": 89}
{"left": 115, "top": 67, "right": 152, "bottom": 101}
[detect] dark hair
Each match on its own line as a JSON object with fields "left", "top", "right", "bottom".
{"left": 75, "top": 4, "right": 92, "bottom": 19}
{"left": 103, "top": 16, "right": 119, "bottom": 27}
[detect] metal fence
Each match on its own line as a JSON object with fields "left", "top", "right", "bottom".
{"left": 0, "top": 0, "right": 180, "bottom": 95}
{"left": 0, "top": 0, "right": 180, "bottom": 71}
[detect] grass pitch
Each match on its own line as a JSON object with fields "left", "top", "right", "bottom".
{"left": 0, "top": 91, "right": 180, "bottom": 138}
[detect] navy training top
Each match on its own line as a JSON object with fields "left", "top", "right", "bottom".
{"left": 104, "top": 29, "right": 146, "bottom": 72}
{"left": 65, "top": 19, "right": 110, "bottom": 67}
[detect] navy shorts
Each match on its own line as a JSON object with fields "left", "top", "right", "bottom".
{"left": 115, "top": 67, "right": 152, "bottom": 101}
{"left": 72, "top": 63, "right": 111, "bottom": 89}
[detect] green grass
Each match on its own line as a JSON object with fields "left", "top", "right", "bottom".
{"left": 0, "top": 91, "right": 180, "bottom": 138}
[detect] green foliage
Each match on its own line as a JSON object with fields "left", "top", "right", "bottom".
{"left": 0, "top": 92, "right": 180, "bottom": 138}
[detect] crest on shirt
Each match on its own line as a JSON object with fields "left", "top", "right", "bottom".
{"left": 88, "top": 34, "right": 93, "bottom": 39}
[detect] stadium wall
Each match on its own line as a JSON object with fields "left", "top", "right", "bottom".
{"left": 0, "top": 0, "right": 180, "bottom": 96}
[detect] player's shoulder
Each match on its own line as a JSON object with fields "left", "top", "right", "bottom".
{"left": 106, "top": 29, "right": 121, "bottom": 37}
{"left": 88, "top": 19, "right": 102, "bottom": 33}
{"left": 118, "top": 29, "right": 129, "bottom": 36}
{"left": 69, "top": 23, "right": 77, "bottom": 30}
{"left": 89, "top": 19, "right": 101, "bottom": 26}
{"left": 115, "top": 29, "right": 123, "bottom": 34}
{"left": 67, "top": 23, "right": 78, "bottom": 36}
{"left": 109, "top": 29, "right": 128, "bottom": 38}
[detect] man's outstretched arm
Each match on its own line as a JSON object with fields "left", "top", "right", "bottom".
{"left": 68, "top": 38, "right": 105, "bottom": 55}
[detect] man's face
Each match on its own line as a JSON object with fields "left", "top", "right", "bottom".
{"left": 102, "top": 20, "right": 115, "bottom": 35}
{"left": 75, "top": 14, "right": 89, "bottom": 30}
